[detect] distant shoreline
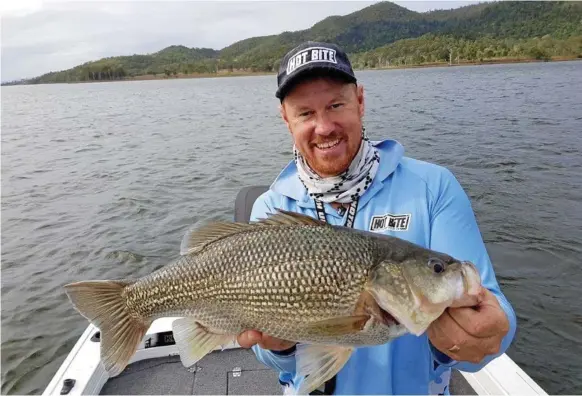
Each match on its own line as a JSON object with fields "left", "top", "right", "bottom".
{"left": 129, "top": 70, "right": 275, "bottom": 81}
{"left": 368, "top": 56, "right": 581, "bottom": 71}
{"left": 3, "top": 56, "right": 580, "bottom": 86}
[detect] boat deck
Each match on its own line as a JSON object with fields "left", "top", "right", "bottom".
{"left": 100, "top": 348, "right": 476, "bottom": 395}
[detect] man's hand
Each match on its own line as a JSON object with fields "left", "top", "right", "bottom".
{"left": 427, "top": 286, "right": 510, "bottom": 364}
{"left": 237, "top": 330, "right": 296, "bottom": 352}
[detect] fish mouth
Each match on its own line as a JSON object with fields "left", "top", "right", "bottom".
{"left": 461, "top": 261, "right": 481, "bottom": 294}
{"left": 450, "top": 261, "right": 483, "bottom": 307}
{"left": 379, "top": 307, "right": 400, "bottom": 326}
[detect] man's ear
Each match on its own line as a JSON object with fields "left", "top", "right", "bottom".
{"left": 279, "top": 102, "right": 291, "bottom": 133}
{"left": 356, "top": 84, "right": 365, "bottom": 118}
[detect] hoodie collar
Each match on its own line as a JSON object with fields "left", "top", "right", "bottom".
{"left": 270, "top": 139, "right": 405, "bottom": 211}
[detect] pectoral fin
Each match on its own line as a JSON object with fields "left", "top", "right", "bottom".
{"left": 172, "top": 317, "right": 234, "bottom": 368}
{"left": 304, "top": 315, "right": 370, "bottom": 335}
{"left": 295, "top": 344, "right": 353, "bottom": 395}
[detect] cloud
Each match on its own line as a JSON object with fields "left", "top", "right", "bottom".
{"left": 1, "top": 1, "right": 482, "bottom": 82}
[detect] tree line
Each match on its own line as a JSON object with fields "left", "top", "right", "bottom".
{"left": 5, "top": 34, "right": 578, "bottom": 85}
{"left": 349, "top": 34, "right": 582, "bottom": 68}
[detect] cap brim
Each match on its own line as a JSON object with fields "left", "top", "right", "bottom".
{"left": 276, "top": 64, "right": 357, "bottom": 100}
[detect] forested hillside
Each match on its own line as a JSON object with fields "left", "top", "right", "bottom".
{"left": 6, "top": 1, "right": 582, "bottom": 85}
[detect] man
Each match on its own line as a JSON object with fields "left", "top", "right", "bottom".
{"left": 237, "top": 41, "right": 516, "bottom": 395}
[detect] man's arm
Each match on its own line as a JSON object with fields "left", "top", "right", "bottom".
{"left": 426, "top": 168, "right": 517, "bottom": 372}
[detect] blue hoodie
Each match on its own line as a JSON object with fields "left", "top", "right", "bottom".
{"left": 249, "top": 139, "right": 517, "bottom": 395}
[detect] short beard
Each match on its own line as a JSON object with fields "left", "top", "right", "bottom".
{"left": 303, "top": 138, "right": 362, "bottom": 178}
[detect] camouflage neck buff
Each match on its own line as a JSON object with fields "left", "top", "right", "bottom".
{"left": 293, "top": 129, "right": 380, "bottom": 204}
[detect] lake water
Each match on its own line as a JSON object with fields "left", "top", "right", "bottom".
{"left": 2, "top": 61, "right": 582, "bottom": 395}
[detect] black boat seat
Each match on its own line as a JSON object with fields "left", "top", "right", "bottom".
{"left": 234, "top": 185, "right": 269, "bottom": 223}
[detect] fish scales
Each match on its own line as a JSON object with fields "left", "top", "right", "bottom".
{"left": 124, "top": 225, "right": 379, "bottom": 330}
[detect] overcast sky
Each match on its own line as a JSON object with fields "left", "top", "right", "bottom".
{"left": 1, "top": 0, "right": 483, "bottom": 82}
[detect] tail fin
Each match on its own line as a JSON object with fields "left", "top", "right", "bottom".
{"left": 64, "top": 280, "right": 152, "bottom": 377}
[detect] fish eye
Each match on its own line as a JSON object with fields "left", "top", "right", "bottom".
{"left": 428, "top": 258, "right": 446, "bottom": 274}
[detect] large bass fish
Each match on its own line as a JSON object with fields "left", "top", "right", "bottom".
{"left": 64, "top": 210, "right": 481, "bottom": 394}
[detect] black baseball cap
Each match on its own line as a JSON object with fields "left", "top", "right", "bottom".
{"left": 275, "top": 41, "right": 357, "bottom": 100}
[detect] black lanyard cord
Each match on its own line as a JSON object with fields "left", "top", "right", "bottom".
{"left": 314, "top": 198, "right": 359, "bottom": 228}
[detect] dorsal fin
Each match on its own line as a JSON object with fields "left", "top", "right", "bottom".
{"left": 254, "top": 209, "right": 329, "bottom": 227}
{"left": 180, "top": 222, "right": 253, "bottom": 255}
{"left": 180, "top": 209, "right": 328, "bottom": 256}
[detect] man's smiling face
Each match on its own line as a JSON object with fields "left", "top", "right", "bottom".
{"left": 280, "top": 76, "right": 365, "bottom": 177}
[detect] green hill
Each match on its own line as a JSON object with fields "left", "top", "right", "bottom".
{"left": 432, "top": 1, "right": 582, "bottom": 39}
{"left": 6, "top": 1, "right": 582, "bottom": 85}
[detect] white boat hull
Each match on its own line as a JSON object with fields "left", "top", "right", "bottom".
{"left": 42, "top": 318, "right": 547, "bottom": 396}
